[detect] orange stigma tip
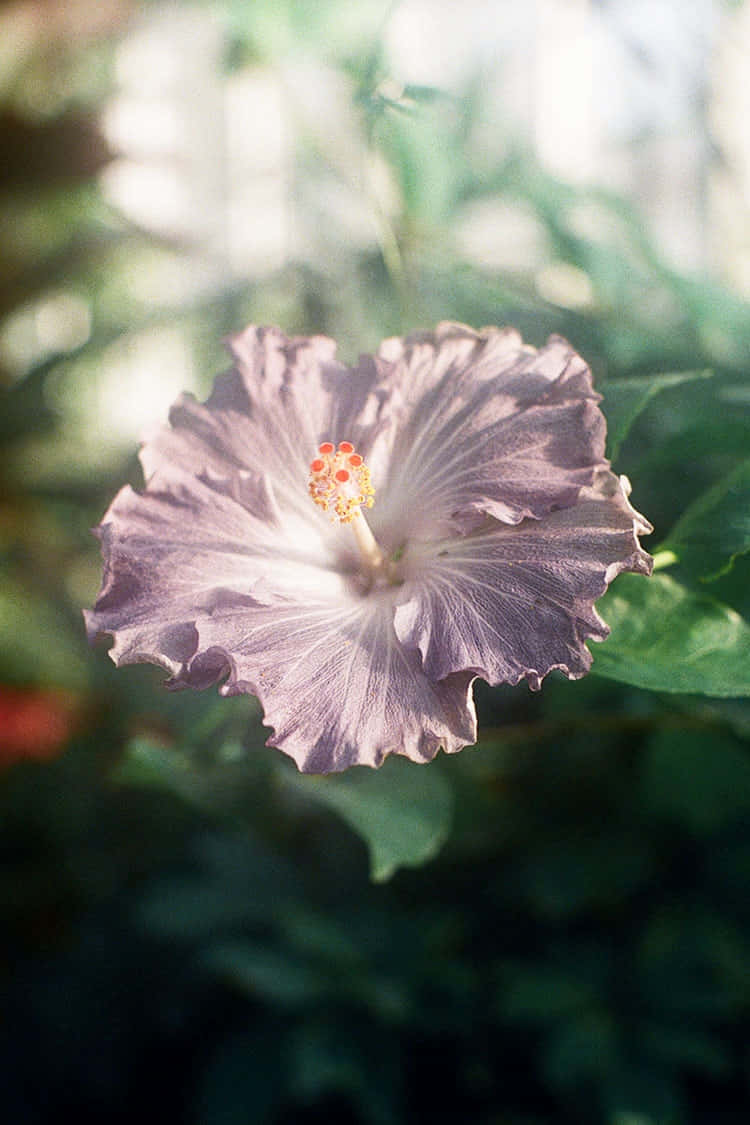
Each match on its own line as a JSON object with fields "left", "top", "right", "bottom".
{"left": 307, "top": 439, "right": 375, "bottom": 524}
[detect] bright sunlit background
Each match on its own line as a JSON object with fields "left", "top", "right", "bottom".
{"left": 4, "top": 0, "right": 750, "bottom": 460}
{"left": 2, "top": 3, "right": 750, "bottom": 1124}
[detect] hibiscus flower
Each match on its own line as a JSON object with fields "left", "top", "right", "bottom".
{"left": 86, "top": 322, "right": 652, "bottom": 773}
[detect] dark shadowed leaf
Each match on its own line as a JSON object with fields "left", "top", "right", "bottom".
{"left": 281, "top": 755, "right": 454, "bottom": 882}
{"left": 601, "top": 370, "right": 712, "bottom": 461}
{"left": 640, "top": 729, "right": 750, "bottom": 834}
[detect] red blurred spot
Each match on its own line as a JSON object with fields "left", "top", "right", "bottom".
{"left": 335, "top": 469, "right": 350, "bottom": 483}
{"left": 338, "top": 441, "right": 354, "bottom": 453}
{"left": 348, "top": 454, "right": 363, "bottom": 467}
{"left": 310, "top": 458, "right": 325, "bottom": 473}
{"left": 0, "top": 687, "right": 74, "bottom": 769}
{"left": 318, "top": 442, "right": 334, "bottom": 454}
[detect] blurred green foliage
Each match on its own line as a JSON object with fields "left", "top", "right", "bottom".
{"left": 2, "top": 2, "right": 750, "bottom": 1123}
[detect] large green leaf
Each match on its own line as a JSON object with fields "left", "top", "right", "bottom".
{"left": 659, "top": 459, "right": 750, "bottom": 581}
{"left": 600, "top": 370, "right": 711, "bottom": 461}
{"left": 592, "top": 573, "right": 750, "bottom": 696}
{"left": 632, "top": 416, "right": 750, "bottom": 473}
{"left": 282, "top": 755, "right": 454, "bottom": 882}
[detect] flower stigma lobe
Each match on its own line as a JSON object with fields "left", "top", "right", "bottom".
{"left": 308, "top": 440, "right": 375, "bottom": 524}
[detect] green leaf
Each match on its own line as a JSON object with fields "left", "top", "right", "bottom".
{"left": 0, "top": 574, "right": 88, "bottom": 690}
{"left": 660, "top": 458, "right": 750, "bottom": 581}
{"left": 640, "top": 730, "right": 750, "bottom": 834}
{"left": 200, "top": 940, "right": 326, "bottom": 1006}
{"left": 640, "top": 1022, "right": 731, "bottom": 1077}
{"left": 632, "top": 416, "right": 750, "bottom": 473}
{"left": 282, "top": 755, "right": 454, "bottom": 882}
{"left": 600, "top": 370, "right": 712, "bottom": 461}
{"left": 113, "top": 736, "right": 191, "bottom": 790}
{"left": 593, "top": 573, "right": 750, "bottom": 696}
{"left": 402, "top": 83, "right": 452, "bottom": 104}
{"left": 500, "top": 964, "right": 592, "bottom": 1023}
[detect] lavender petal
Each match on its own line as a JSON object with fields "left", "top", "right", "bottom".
{"left": 394, "top": 469, "right": 653, "bottom": 690}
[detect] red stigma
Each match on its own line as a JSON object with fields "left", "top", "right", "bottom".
{"left": 310, "top": 458, "right": 325, "bottom": 473}
{"left": 335, "top": 469, "right": 350, "bottom": 483}
{"left": 318, "top": 442, "right": 335, "bottom": 454}
{"left": 348, "top": 454, "right": 363, "bottom": 467}
{"left": 338, "top": 441, "right": 354, "bottom": 453}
